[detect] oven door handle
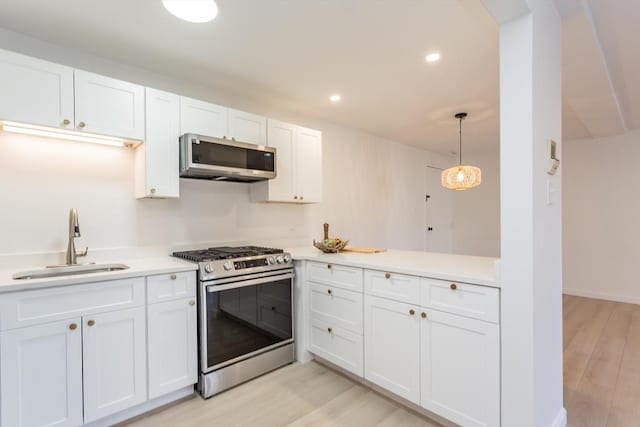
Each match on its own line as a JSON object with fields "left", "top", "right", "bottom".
{"left": 206, "top": 272, "right": 294, "bottom": 293}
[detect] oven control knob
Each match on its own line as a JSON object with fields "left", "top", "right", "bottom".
{"left": 276, "top": 255, "right": 284, "bottom": 264}
{"left": 283, "top": 254, "right": 291, "bottom": 263}
{"left": 268, "top": 256, "right": 276, "bottom": 265}
{"left": 204, "top": 263, "right": 214, "bottom": 273}
{"left": 223, "top": 261, "right": 233, "bottom": 271}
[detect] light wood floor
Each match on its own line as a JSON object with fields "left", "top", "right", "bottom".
{"left": 564, "top": 295, "right": 640, "bottom": 427}
{"left": 126, "top": 295, "right": 640, "bottom": 427}
{"left": 124, "top": 361, "right": 441, "bottom": 427}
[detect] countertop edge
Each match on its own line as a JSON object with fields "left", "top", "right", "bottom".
{"left": 0, "top": 259, "right": 198, "bottom": 294}
{"left": 289, "top": 250, "right": 500, "bottom": 288}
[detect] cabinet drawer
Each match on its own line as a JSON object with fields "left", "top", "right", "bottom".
{"left": 147, "top": 271, "right": 196, "bottom": 304}
{"left": 0, "top": 278, "right": 145, "bottom": 331}
{"left": 420, "top": 278, "right": 499, "bottom": 323}
{"left": 307, "top": 261, "right": 363, "bottom": 292}
{"left": 309, "top": 317, "right": 363, "bottom": 377}
{"left": 309, "top": 283, "right": 363, "bottom": 334}
{"left": 364, "top": 269, "right": 420, "bottom": 304}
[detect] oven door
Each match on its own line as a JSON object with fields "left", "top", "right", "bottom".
{"left": 180, "top": 133, "right": 276, "bottom": 181}
{"left": 200, "top": 270, "right": 294, "bottom": 373}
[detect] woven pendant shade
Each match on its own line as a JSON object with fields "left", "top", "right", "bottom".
{"left": 441, "top": 165, "right": 482, "bottom": 190}
{"left": 441, "top": 112, "right": 482, "bottom": 191}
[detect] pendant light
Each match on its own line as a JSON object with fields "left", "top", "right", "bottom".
{"left": 441, "top": 112, "right": 482, "bottom": 190}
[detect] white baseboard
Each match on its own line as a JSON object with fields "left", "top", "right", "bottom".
{"left": 563, "top": 288, "right": 640, "bottom": 305}
{"left": 551, "top": 407, "right": 567, "bottom": 427}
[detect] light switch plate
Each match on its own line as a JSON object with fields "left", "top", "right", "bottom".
{"left": 547, "top": 139, "right": 559, "bottom": 175}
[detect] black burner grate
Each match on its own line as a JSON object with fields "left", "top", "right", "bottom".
{"left": 172, "top": 246, "right": 283, "bottom": 262}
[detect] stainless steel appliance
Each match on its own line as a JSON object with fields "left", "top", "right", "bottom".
{"left": 172, "top": 246, "right": 294, "bottom": 398}
{"left": 179, "top": 133, "right": 276, "bottom": 182}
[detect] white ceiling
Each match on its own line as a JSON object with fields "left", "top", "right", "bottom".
{"left": 0, "top": 0, "right": 635, "bottom": 153}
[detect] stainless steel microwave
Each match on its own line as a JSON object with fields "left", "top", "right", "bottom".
{"left": 179, "top": 133, "right": 276, "bottom": 182}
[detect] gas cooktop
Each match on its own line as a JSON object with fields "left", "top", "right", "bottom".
{"left": 172, "top": 246, "right": 284, "bottom": 262}
{"left": 172, "top": 246, "right": 291, "bottom": 280}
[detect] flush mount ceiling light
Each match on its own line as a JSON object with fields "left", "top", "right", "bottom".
{"left": 441, "top": 112, "right": 482, "bottom": 190}
{"left": 162, "top": 0, "right": 219, "bottom": 23}
{"left": 425, "top": 52, "right": 441, "bottom": 63}
{"left": 329, "top": 94, "right": 342, "bottom": 103}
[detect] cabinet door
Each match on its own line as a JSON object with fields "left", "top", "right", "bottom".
{"left": 0, "top": 48, "right": 74, "bottom": 129}
{"left": 294, "top": 126, "right": 322, "bottom": 203}
{"left": 264, "top": 119, "right": 296, "bottom": 201}
{"left": 82, "top": 307, "right": 147, "bottom": 423}
{"left": 137, "top": 88, "right": 180, "bottom": 198}
{"left": 421, "top": 309, "right": 500, "bottom": 427}
{"left": 147, "top": 298, "right": 197, "bottom": 399}
{"left": 74, "top": 70, "right": 144, "bottom": 140}
{"left": 0, "top": 318, "right": 83, "bottom": 427}
{"left": 228, "top": 108, "right": 267, "bottom": 145}
{"left": 364, "top": 295, "right": 420, "bottom": 404}
{"left": 180, "top": 96, "right": 228, "bottom": 138}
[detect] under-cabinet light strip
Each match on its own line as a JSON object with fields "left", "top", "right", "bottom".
{"left": 0, "top": 121, "right": 135, "bottom": 148}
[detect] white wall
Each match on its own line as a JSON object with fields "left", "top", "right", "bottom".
{"left": 0, "top": 28, "right": 450, "bottom": 260}
{"left": 563, "top": 128, "right": 640, "bottom": 303}
{"left": 451, "top": 151, "right": 501, "bottom": 257}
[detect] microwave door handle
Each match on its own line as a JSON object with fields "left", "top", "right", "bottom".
{"left": 206, "top": 272, "right": 294, "bottom": 293}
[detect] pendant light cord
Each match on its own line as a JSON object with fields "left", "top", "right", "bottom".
{"left": 459, "top": 116, "right": 463, "bottom": 165}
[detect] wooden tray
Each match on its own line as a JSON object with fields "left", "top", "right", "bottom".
{"left": 341, "top": 246, "right": 387, "bottom": 254}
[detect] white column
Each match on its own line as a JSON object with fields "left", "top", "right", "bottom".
{"left": 484, "top": 0, "right": 565, "bottom": 425}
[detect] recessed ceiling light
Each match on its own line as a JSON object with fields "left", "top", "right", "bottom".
{"left": 162, "top": 0, "right": 219, "bottom": 23}
{"left": 425, "top": 52, "right": 441, "bottom": 63}
{"left": 329, "top": 94, "right": 342, "bottom": 103}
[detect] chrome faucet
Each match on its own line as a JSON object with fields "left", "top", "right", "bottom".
{"left": 65, "top": 208, "right": 88, "bottom": 265}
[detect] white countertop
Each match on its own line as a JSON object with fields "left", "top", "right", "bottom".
{"left": 286, "top": 247, "right": 501, "bottom": 287}
{"left": 0, "top": 246, "right": 500, "bottom": 294}
{"left": 0, "top": 257, "right": 198, "bottom": 294}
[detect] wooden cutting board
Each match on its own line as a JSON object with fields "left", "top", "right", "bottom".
{"left": 342, "top": 246, "right": 387, "bottom": 254}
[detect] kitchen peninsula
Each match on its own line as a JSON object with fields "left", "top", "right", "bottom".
{"left": 289, "top": 247, "right": 501, "bottom": 427}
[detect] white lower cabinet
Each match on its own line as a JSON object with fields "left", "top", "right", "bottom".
{"left": 306, "top": 263, "right": 501, "bottom": 427}
{"left": 82, "top": 307, "right": 147, "bottom": 423}
{"left": 0, "top": 271, "right": 197, "bottom": 427}
{"left": 0, "top": 318, "right": 84, "bottom": 427}
{"left": 147, "top": 298, "right": 197, "bottom": 399}
{"left": 364, "top": 295, "right": 421, "bottom": 404}
{"left": 309, "top": 317, "right": 363, "bottom": 376}
{"left": 421, "top": 309, "right": 500, "bottom": 427}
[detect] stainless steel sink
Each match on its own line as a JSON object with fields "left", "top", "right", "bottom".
{"left": 12, "top": 263, "right": 130, "bottom": 280}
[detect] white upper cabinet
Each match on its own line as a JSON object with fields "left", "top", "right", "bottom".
{"left": 82, "top": 307, "right": 147, "bottom": 423}
{"left": 0, "top": 318, "right": 84, "bottom": 427}
{"left": 74, "top": 70, "right": 144, "bottom": 140}
{"left": 294, "top": 126, "right": 322, "bottom": 203}
{"left": 250, "top": 120, "right": 322, "bottom": 204}
{"left": 0, "top": 48, "right": 74, "bottom": 129}
{"left": 252, "top": 120, "right": 296, "bottom": 201}
{"left": 136, "top": 88, "right": 180, "bottom": 199}
{"left": 180, "top": 96, "right": 228, "bottom": 138}
{"left": 228, "top": 108, "right": 267, "bottom": 145}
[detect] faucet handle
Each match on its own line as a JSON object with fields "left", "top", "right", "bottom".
{"left": 76, "top": 247, "right": 88, "bottom": 258}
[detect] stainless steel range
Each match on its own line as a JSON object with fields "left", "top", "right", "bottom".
{"left": 172, "top": 246, "right": 294, "bottom": 398}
